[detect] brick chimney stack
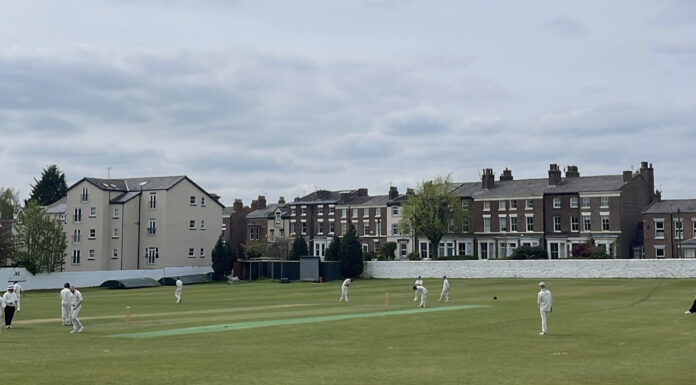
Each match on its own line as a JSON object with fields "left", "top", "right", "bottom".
{"left": 482, "top": 169, "right": 495, "bottom": 189}
{"left": 623, "top": 170, "right": 633, "bottom": 183}
{"left": 233, "top": 199, "right": 243, "bottom": 211}
{"left": 278, "top": 196, "right": 285, "bottom": 205}
{"left": 257, "top": 195, "right": 266, "bottom": 210}
{"left": 499, "top": 168, "right": 513, "bottom": 181}
{"left": 389, "top": 186, "right": 399, "bottom": 200}
{"left": 566, "top": 165, "right": 580, "bottom": 178}
{"left": 548, "top": 164, "right": 562, "bottom": 186}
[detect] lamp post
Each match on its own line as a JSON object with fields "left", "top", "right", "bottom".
{"left": 136, "top": 181, "right": 148, "bottom": 270}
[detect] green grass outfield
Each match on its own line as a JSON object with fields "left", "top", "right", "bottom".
{"left": 4, "top": 278, "right": 695, "bottom": 385}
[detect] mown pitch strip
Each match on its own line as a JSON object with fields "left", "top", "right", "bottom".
{"left": 110, "top": 304, "right": 486, "bottom": 339}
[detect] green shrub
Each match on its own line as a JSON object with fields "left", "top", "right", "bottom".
{"left": 438, "top": 255, "right": 477, "bottom": 260}
{"left": 508, "top": 246, "right": 547, "bottom": 260}
{"left": 407, "top": 251, "right": 422, "bottom": 261}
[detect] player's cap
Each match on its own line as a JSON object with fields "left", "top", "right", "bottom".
{"left": 538, "top": 282, "right": 546, "bottom": 287}
{"left": 7, "top": 285, "right": 14, "bottom": 290}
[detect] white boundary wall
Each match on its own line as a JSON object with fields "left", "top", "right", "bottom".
{"left": 0, "top": 266, "right": 213, "bottom": 291}
{"left": 363, "top": 260, "right": 696, "bottom": 279}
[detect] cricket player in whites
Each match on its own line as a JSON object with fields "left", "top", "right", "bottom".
{"left": 12, "top": 282, "right": 22, "bottom": 312}
{"left": 340, "top": 278, "right": 351, "bottom": 302}
{"left": 413, "top": 276, "right": 423, "bottom": 301}
{"left": 175, "top": 277, "right": 183, "bottom": 304}
{"left": 537, "top": 282, "right": 552, "bottom": 335}
{"left": 60, "top": 283, "right": 72, "bottom": 326}
{"left": 439, "top": 276, "right": 450, "bottom": 302}
{"left": 69, "top": 285, "right": 84, "bottom": 334}
{"left": 413, "top": 284, "right": 428, "bottom": 308}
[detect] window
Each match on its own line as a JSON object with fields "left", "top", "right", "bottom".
{"left": 318, "top": 206, "right": 324, "bottom": 216}
{"left": 201, "top": 220, "right": 206, "bottom": 230}
{"left": 88, "top": 249, "right": 95, "bottom": 260}
{"left": 526, "top": 216, "right": 534, "bottom": 232}
{"left": 509, "top": 200, "right": 517, "bottom": 210}
{"left": 392, "top": 224, "right": 399, "bottom": 235}
{"left": 188, "top": 248, "right": 195, "bottom": 258}
{"left": 269, "top": 229, "right": 275, "bottom": 242}
{"left": 291, "top": 207, "right": 296, "bottom": 216}
{"left": 420, "top": 242, "right": 429, "bottom": 259}
{"left": 600, "top": 196, "right": 609, "bottom": 207}
{"left": 190, "top": 196, "right": 196, "bottom": 205}
{"left": 400, "top": 243, "right": 407, "bottom": 258}
{"left": 72, "top": 250, "right": 80, "bottom": 264}
{"left": 317, "top": 222, "right": 323, "bottom": 235}
{"left": 364, "top": 224, "right": 370, "bottom": 235}
{"left": 89, "top": 207, "right": 96, "bottom": 218}
{"left": 571, "top": 216, "right": 579, "bottom": 232}
{"left": 352, "top": 208, "right": 358, "bottom": 217}
{"left": 570, "top": 197, "right": 579, "bottom": 208}
{"left": 510, "top": 217, "right": 517, "bottom": 232}
{"left": 375, "top": 209, "right": 381, "bottom": 218}
{"left": 655, "top": 246, "right": 665, "bottom": 259}
{"left": 391, "top": 206, "right": 399, "bottom": 216}
{"left": 329, "top": 222, "right": 335, "bottom": 234}
{"left": 483, "top": 217, "right": 491, "bottom": 232}
{"left": 146, "top": 247, "right": 158, "bottom": 264}
{"left": 602, "top": 215, "right": 610, "bottom": 231}
{"left": 189, "top": 220, "right": 196, "bottom": 230}
{"left": 483, "top": 201, "right": 490, "bottom": 211}
{"left": 73, "top": 208, "right": 82, "bottom": 223}
{"left": 553, "top": 216, "right": 561, "bottom": 232}
{"left": 674, "top": 218, "right": 684, "bottom": 239}
{"left": 81, "top": 187, "right": 89, "bottom": 203}
{"left": 550, "top": 243, "right": 559, "bottom": 259}
{"left": 462, "top": 201, "right": 469, "bottom": 210}
{"left": 446, "top": 242, "right": 454, "bottom": 257}
{"left": 149, "top": 193, "right": 157, "bottom": 209}
{"left": 301, "top": 222, "right": 307, "bottom": 234}
{"left": 499, "top": 201, "right": 506, "bottom": 211}
{"left": 290, "top": 222, "right": 296, "bottom": 235}
{"left": 113, "top": 207, "right": 120, "bottom": 218}
{"left": 480, "top": 243, "right": 488, "bottom": 259}
{"left": 526, "top": 200, "right": 534, "bottom": 210}
{"left": 301, "top": 206, "right": 307, "bottom": 216}
{"left": 249, "top": 227, "right": 260, "bottom": 240}
{"left": 113, "top": 228, "right": 119, "bottom": 239}
{"left": 499, "top": 216, "right": 507, "bottom": 232}
{"left": 581, "top": 197, "right": 591, "bottom": 208}
{"left": 341, "top": 223, "right": 347, "bottom": 236}
{"left": 73, "top": 229, "right": 81, "bottom": 244}
{"left": 89, "top": 229, "right": 96, "bottom": 240}
{"left": 279, "top": 229, "right": 285, "bottom": 238}
{"left": 201, "top": 197, "right": 206, "bottom": 207}
{"left": 148, "top": 219, "right": 156, "bottom": 235}
{"left": 462, "top": 217, "right": 470, "bottom": 232}
{"left": 363, "top": 209, "right": 370, "bottom": 218}
{"left": 553, "top": 198, "right": 561, "bottom": 209}
{"left": 112, "top": 249, "right": 119, "bottom": 259}
{"left": 583, "top": 215, "right": 592, "bottom": 231}
{"left": 458, "top": 242, "right": 467, "bottom": 256}
{"left": 200, "top": 248, "right": 205, "bottom": 258}
{"left": 329, "top": 206, "right": 335, "bottom": 216}
{"left": 275, "top": 212, "right": 281, "bottom": 224}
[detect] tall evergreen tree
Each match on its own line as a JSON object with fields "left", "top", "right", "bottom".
{"left": 325, "top": 237, "right": 341, "bottom": 261}
{"left": 28, "top": 165, "right": 68, "bottom": 206}
{"left": 224, "top": 241, "right": 237, "bottom": 277}
{"left": 13, "top": 201, "right": 67, "bottom": 274}
{"left": 340, "top": 224, "right": 363, "bottom": 278}
{"left": 290, "top": 236, "right": 308, "bottom": 260}
{"left": 211, "top": 234, "right": 227, "bottom": 280}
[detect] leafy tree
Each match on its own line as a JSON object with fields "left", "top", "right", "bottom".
{"left": 224, "top": 242, "right": 236, "bottom": 277}
{"left": 0, "top": 220, "right": 13, "bottom": 265}
{"left": 13, "top": 201, "right": 67, "bottom": 274}
{"left": 325, "top": 237, "right": 341, "bottom": 261}
{"left": 290, "top": 236, "right": 308, "bottom": 260}
{"left": 211, "top": 234, "right": 228, "bottom": 280}
{"left": 508, "top": 246, "right": 547, "bottom": 260}
{"left": 28, "top": 165, "right": 68, "bottom": 206}
{"left": 379, "top": 242, "right": 397, "bottom": 261}
{"left": 340, "top": 224, "right": 363, "bottom": 278}
{"left": 399, "top": 175, "right": 467, "bottom": 259}
{"left": 244, "top": 241, "right": 263, "bottom": 259}
{"left": 0, "top": 187, "right": 20, "bottom": 220}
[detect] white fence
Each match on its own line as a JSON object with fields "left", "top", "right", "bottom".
{"left": 363, "top": 260, "right": 696, "bottom": 279}
{"left": 1, "top": 266, "right": 213, "bottom": 291}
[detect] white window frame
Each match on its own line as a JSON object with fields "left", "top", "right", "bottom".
{"left": 674, "top": 218, "right": 684, "bottom": 239}
{"left": 113, "top": 207, "right": 120, "bottom": 219}
{"left": 89, "top": 207, "right": 96, "bottom": 218}
{"left": 112, "top": 249, "right": 119, "bottom": 259}
{"left": 655, "top": 246, "right": 665, "bottom": 259}
{"left": 600, "top": 196, "right": 609, "bottom": 208}
{"left": 498, "top": 201, "right": 506, "bottom": 211}
{"left": 112, "top": 228, "right": 119, "bottom": 239}
{"left": 89, "top": 228, "right": 96, "bottom": 240}
{"left": 526, "top": 216, "right": 534, "bottom": 232}
{"left": 483, "top": 217, "right": 491, "bottom": 233}
{"left": 188, "top": 248, "right": 195, "bottom": 258}
{"left": 553, "top": 216, "right": 561, "bottom": 232}
{"left": 483, "top": 201, "right": 490, "bottom": 211}
{"left": 553, "top": 198, "right": 561, "bottom": 209}
{"left": 525, "top": 199, "right": 533, "bottom": 210}
{"left": 88, "top": 249, "right": 95, "bottom": 260}
{"left": 570, "top": 197, "right": 579, "bottom": 208}
{"left": 499, "top": 215, "right": 507, "bottom": 232}
{"left": 571, "top": 216, "right": 579, "bottom": 232}
{"left": 654, "top": 218, "right": 664, "bottom": 239}
{"left": 81, "top": 187, "right": 89, "bottom": 203}
{"left": 190, "top": 196, "right": 197, "bottom": 206}
{"left": 189, "top": 220, "right": 196, "bottom": 230}
{"left": 510, "top": 216, "right": 517, "bottom": 232}
{"left": 581, "top": 197, "right": 591, "bottom": 208}
{"left": 601, "top": 215, "right": 610, "bottom": 231}
{"left": 583, "top": 215, "right": 592, "bottom": 231}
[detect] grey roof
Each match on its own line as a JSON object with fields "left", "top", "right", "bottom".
{"left": 247, "top": 204, "right": 290, "bottom": 219}
{"left": 288, "top": 190, "right": 351, "bottom": 205}
{"left": 642, "top": 200, "right": 696, "bottom": 214}
{"left": 110, "top": 191, "right": 140, "bottom": 204}
{"left": 83, "top": 176, "right": 186, "bottom": 192}
{"left": 45, "top": 197, "right": 67, "bottom": 214}
{"left": 347, "top": 195, "right": 390, "bottom": 207}
{"left": 222, "top": 207, "right": 236, "bottom": 216}
{"left": 454, "top": 175, "right": 629, "bottom": 199}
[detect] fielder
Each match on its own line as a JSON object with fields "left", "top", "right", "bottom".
{"left": 413, "top": 276, "right": 423, "bottom": 301}
{"left": 339, "top": 278, "right": 351, "bottom": 302}
{"left": 70, "top": 285, "right": 84, "bottom": 334}
{"left": 60, "top": 283, "right": 73, "bottom": 326}
{"left": 413, "top": 284, "right": 428, "bottom": 308}
{"left": 537, "top": 282, "right": 552, "bottom": 335}
{"left": 175, "top": 278, "right": 183, "bottom": 304}
{"left": 2, "top": 285, "right": 18, "bottom": 328}
{"left": 439, "top": 276, "right": 450, "bottom": 303}
{"left": 12, "top": 281, "right": 22, "bottom": 312}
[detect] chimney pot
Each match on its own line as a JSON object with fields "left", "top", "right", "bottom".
{"left": 482, "top": 168, "right": 495, "bottom": 189}
{"left": 500, "top": 168, "right": 513, "bottom": 181}
{"left": 548, "top": 163, "right": 562, "bottom": 185}
{"left": 389, "top": 186, "right": 399, "bottom": 200}
{"left": 278, "top": 196, "right": 285, "bottom": 205}
{"left": 623, "top": 170, "right": 632, "bottom": 183}
{"left": 565, "top": 165, "right": 580, "bottom": 178}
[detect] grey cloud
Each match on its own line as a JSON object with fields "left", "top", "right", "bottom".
{"left": 655, "top": 43, "right": 696, "bottom": 65}
{"left": 544, "top": 16, "right": 587, "bottom": 37}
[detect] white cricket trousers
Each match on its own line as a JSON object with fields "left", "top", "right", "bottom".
{"left": 175, "top": 288, "right": 182, "bottom": 303}
{"left": 540, "top": 310, "right": 549, "bottom": 333}
{"left": 62, "top": 303, "right": 72, "bottom": 325}
{"left": 71, "top": 307, "right": 82, "bottom": 332}
{"left": 419, "top": 292, "right": 428, "bottom": 308}
{"left": 440, "top": 289, "right": 449, "bottom": 302}
{"left": 340, "top": 287, "right": 348, "bottom": 302}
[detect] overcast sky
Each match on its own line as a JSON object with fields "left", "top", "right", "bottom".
{"left": 1, "top": 0, "right": 695, "bottom": 206}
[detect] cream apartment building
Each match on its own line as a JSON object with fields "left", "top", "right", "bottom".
{"left": 62, "top": 176, "right": 223, "bottom": 271}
